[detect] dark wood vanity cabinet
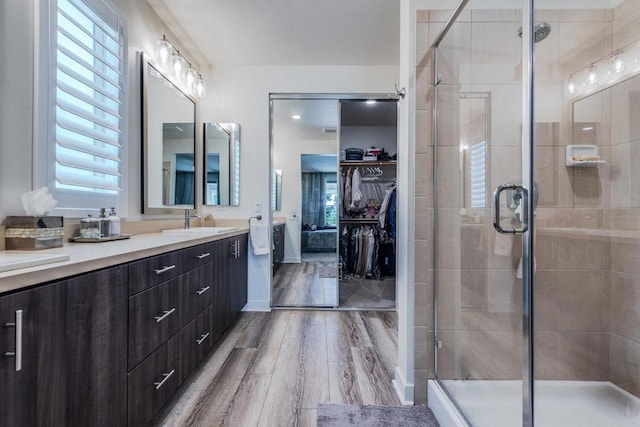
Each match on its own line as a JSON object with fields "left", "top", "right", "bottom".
{"left": 0, "top": 232, "right": 248, "bottom": 427}
{"left": 272, "top": 224, "right": 285, "bottom": 273}
{"left": 0, "top": 265, "right": 128, "bottom": 427}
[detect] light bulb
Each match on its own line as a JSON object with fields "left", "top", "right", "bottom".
{"left": 171, "top": 53, "right": 187, "bottom": 83}
{"left": 587, "top": 65, "right": 599, "bottom": 85}
{"left": 186, "top": 67, "right": 198, "bottom": 93}
{"left": 195, "top": 76, "right": 206, "bottom": 98}
{"left": 610, "top": 53, "right": 625, "bottom": 76}
{"left": 566, "top": 76, "right": 576, "bottom": 95}
{"left": 155, "top": 37, "right": 172, "bottom": 68}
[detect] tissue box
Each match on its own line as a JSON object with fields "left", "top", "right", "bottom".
{"left": 4, "top": 216, "right": 64, "bottom": 250}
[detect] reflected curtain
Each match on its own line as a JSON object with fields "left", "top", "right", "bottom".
{"left": 175, "top": 172, "right": 194, "bottom": 204}
{"left": 301, "top": 172, "right": 327, "bottom": 227}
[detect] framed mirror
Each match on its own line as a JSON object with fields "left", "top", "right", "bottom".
{"left": 203, "top": 122, "right": 240, "bottom": 206}
{"left": 141, "top": 53, "right": 197, "bottom": 213}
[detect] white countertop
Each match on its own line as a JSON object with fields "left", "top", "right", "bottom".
{"left": 0, "top": 227, "right": 249, "bottom": 295}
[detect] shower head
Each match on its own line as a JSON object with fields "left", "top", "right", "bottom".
{"left": 517, "top": 22, "right": 551, "bottom": 43}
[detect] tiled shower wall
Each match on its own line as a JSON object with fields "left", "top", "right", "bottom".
{"left": 413, "top": 0, "right": 640, "bottom": 404}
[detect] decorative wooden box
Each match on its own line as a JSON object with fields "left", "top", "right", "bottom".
{"left": 4, "top": 216, "right": 64, "bottom": 250}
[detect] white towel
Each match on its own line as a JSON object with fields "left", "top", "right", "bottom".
{"left": 250, "top": 221, "right": 270, "bottom": 255}
{"left": 493, "top": 232, "right": 512, "bottom": 256}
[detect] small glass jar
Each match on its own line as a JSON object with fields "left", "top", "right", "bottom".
{"left": 80, "top": 216, "right": 102, "bottom": 239}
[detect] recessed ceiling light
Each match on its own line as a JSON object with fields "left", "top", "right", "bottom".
{"left": 582, "top": 126, "right": 594, "bottom": 131}
{"left": 365, "top": 100, "right": 377, "bottom": 105}
{"left": 292, "top": 114, "right": 302, "bottom": 120}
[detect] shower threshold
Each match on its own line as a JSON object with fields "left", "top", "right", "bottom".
{"left": 429, "top": 379, "right": 640, "bottom": 427}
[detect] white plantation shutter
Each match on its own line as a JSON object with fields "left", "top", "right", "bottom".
{"left": 53, "top": 0, "right": 125, "bottom": 197}
{"left": 470, "top": 141, "right": 486, "bottom": 208}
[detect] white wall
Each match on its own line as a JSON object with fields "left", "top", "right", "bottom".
{"left": 199, "top": 65, "right": 399, "bottom": 310}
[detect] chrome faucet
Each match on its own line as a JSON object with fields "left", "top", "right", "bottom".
{"left": 184, "top": 209, "right": 201, "bottom": 229}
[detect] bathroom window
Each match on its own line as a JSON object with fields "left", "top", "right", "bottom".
{"left": 38, "top": 0, "right": 127, "bottom": 215}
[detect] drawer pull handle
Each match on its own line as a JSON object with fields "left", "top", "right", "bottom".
{"left": 196, "top": 286, "right": 211, "bottom": 295}
{"left": 3, "top": 310, "right": 23, "bottom": 371}
{"left": 196, "top": 332, "right": 210, "bottom": 345}
{"left": 154, "top": 265, "right": 176, "bottom": 275}
{"left": 154, "top": 308, "right": 176, "bottom": 323}
{"left": 154, "top": 369, "right": 175, "bottom": 390}
{"left": 196, "top": 252, "right": 211, "bottom": 259}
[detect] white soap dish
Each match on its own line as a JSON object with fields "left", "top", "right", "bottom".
{"left": 565, "top": 145, "right": 606, "bottom": 167}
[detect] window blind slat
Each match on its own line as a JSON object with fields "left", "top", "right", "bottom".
{"left": 57, "top": 98, "right": 120, "bottom": 133}
{"left": 58, "top": 8, "right": 120, "bottom": 58}
{"left": 57, "top": 27, "right": 120, "bottom": 77}
{"left": 56, "top": 170, "right": 121, "bottom": 191}
{"left": 57, "top": 152, "right": 120, "bottom": 177}
{"left": 57, "top": 134, "right": 120, "bottom": 162}
{"left": 58, "top": 63, "right": 120, "bottom": 104}
{"left": 57, "top": 80, "right": 120, "bottom": 118}
{"left": 65, "top": 0, "right": 120, "bottom": 42}
{"left": 57, "top": 44, "right": 121, "bottom": 89}
{"left": 57, "top": 117, "right": 121, "bottom": 148}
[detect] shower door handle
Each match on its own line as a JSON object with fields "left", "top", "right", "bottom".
{"left": 493, "top": 184, "right": 528, "bottom": 234}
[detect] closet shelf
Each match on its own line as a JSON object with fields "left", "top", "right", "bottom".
{"left": 339, "top": 218, "right": 379, "bottom": 224}
{"left": 340, "top": 161, "right": 397, "bottom": 167}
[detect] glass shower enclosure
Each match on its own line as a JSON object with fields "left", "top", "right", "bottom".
{"left": 429, "top": 0, "right": 640, "bottom": 426}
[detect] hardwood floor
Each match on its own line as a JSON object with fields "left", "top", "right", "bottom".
{"left": 154, "top": 310, "right": 400, "bottom": 426}
{"left": 273, "top": 259, "right": 338, "bottom": 307}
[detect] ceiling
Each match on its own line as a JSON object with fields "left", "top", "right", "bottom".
{"left": 147, "top": 0, "right": 400, "bottom": 67}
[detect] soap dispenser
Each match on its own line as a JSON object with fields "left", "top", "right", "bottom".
{"left": 99, "top": 207, "right": 110, "bottom": 238}
{"left": 109, "top": 206, "right": 121, "bottom": 236}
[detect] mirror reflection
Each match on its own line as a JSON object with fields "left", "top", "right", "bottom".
{"left": 459, "top": 92, "right": 489, "bottom": 214}
{"left": 203, "top": 123, "right": 240, "bottom": 206}
{"left": 143, "top": 57, "right": 196, "bottom": 212}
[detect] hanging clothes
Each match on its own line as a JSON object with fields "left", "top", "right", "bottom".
{"left": 350, "top": 167, "right": 362, "bottom": 209}
{"left": 378, "top": 186, "right": 394, "bottom": 228}
{"left": 344, "top": 168, "right": 352, "bottom": 213}
{"left": 338, "top": 224, "right": 388, "bottom": 279}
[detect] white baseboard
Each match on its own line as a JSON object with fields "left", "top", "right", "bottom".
{"left": 393, "top": 366, "right": 414, "bottom": 405}
{"left": 243, "top": 300, "right": 271, "bottom": 312}
{"left": 283, "top": 257, "right": 301, "bottom": 263}
{"left": 428, "top": 380, "right": 468, "bottom": 427}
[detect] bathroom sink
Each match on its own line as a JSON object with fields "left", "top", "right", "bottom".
{"left": 0, "top": 253, "right": 70, "bottom": 273}
{"left": 162, "top": 227, "right": 239, "bottom": 235}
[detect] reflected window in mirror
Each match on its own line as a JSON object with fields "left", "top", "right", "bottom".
{"left": 203, "top": 123, "right": 240, "bottom": 206}
{"left": 142, "top": 54, "right": 197, "bottom": 213}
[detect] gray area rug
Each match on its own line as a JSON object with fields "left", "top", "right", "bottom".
{"left": 317, "top": 263, "right": 337, "bottom": 278}
{"left": 317, "top": 404, "right": 440, "bottom": 427}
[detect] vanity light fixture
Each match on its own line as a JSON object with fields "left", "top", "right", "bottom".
{"left": 291, "top": 114, "right": 302, "bottom": 120}
{"left": 566, "top": 38, "right": 640, "bottom": 98}
{"left": 154, "top": 35, "right": 206, "bottom": 98}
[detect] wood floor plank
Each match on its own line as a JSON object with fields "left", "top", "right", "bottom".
{"left": 178, "top": 348, "right": 256, "bottom": 426}
{"left": 297, "top": 408, "right": 318, "bottom": 427}
{"left": 299, "top": 320, "right": 330, "bottom": 408}
{"left": 328, "top": 359, "right": 363, "bottom": 405}
{"left": 235, "top": 312, "right": 272, "bottom": 348}
{"left": 249, "top": 311, "right": 291, "bottom": 374}
{"left": 351, "top": 346, "right": 401, "bottom": 406}
{"left": 222, "top": 373, "right": 272, "bottom": 426}
{"left": 363, "top": 316, "right": 397, "bottom": 377}
{"left": 257, "top": 336, "right": 303, "bottom": 427}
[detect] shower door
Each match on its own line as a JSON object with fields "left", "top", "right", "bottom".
{"left": 433, "top": 1, "right": 532, "bottom": 426}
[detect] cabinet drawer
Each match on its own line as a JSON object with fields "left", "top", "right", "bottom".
{"left": 127, "top": 335, "right": 181, "bottom": 427}
{"left": 128, "top": 277, "right": 181, "bottom": 368}
{"left": 180, "top": 306, "right": 213, "bottom": 383}
{"left": 182, "top": 242, "right": 216, "bottom": 272}
{"left": 181, "top": 263, "right": 214, "bottom": 326}
{"left": 129, "top": 251, "right": 182, "bottom": 295}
